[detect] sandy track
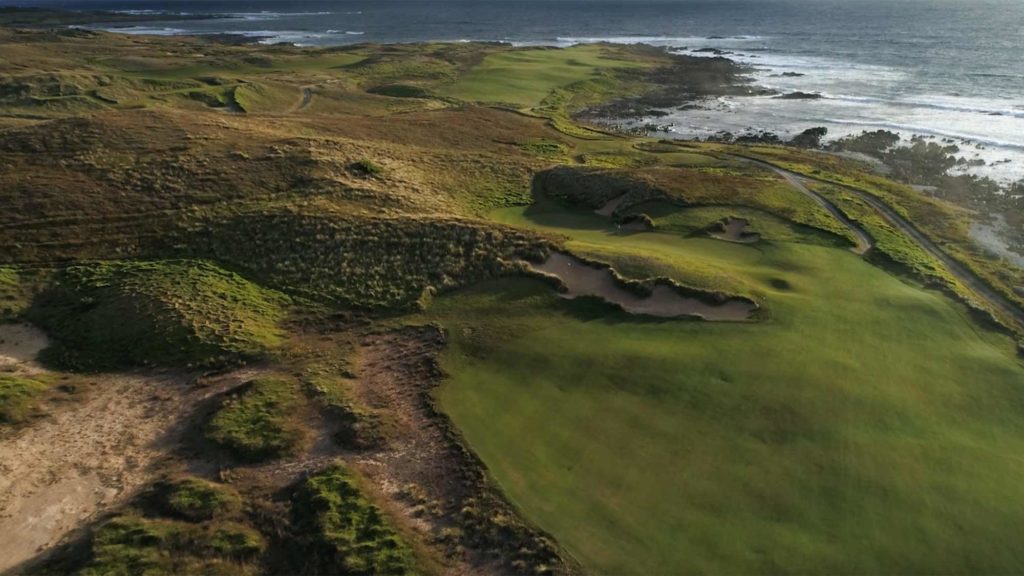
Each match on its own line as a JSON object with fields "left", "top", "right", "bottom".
{"left": 734, "top": 155, "right": 874, "bottom": 254}
{"left": 0, "top": 324, "right": 258, "bottom": 574}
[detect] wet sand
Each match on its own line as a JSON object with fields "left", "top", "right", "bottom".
{"left": 530, "top": 252, "right": 755, "bottom": 321}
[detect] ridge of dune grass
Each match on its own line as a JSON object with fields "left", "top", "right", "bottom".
{"left": 183, "top": 211, "right": 551, "bottom": 312}
{"left": 26, "top": 260, "right": 289, "bottom": 371}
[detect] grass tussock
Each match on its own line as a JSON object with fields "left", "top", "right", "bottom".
{"left": 286, "top": 463, "right": 415, "bottom": 575}
{"left": 205, "top": 377, "right": 306, "bottom": 462}
{"left": 0, "top": 374, "right": 47, "bottom": 424}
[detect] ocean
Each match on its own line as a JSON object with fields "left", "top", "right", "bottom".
{"left": 14, "top": 0, "right": 1024, "bottom": 183}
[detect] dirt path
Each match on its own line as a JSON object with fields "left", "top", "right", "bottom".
{"left": 735, "top": 155, "right": 874, "bottom": 254}
{"left": 735, "top": 154, "right": 1024, "bottom": 330}
{"left": 0, "top": 324, "right": 259, "bottom": 574}
{"left": 348, "top": 327, "right": 487, "bottom": 575}
{"left": 290, "top": 86, "right": 314, "bottom": 113}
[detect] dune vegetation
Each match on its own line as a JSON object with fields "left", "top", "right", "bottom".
{"left": 0, "top": 12, "right": 1022, "bottom": 575}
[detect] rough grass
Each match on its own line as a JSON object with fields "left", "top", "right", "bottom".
{"left": 72, "top": 473, "right": 262, "bottom": 576}
{"left": 0, "top": 267, "right": 29, "bottom": 320}
{"left": 80, "top": 515, "right": 263, "bottom": 576}
{"left": 185, "top": 212, "right": 550, "bottom": 311}
{"left": 160, "top": 477, "right": 244, "bottom": 523}
{"left": 0, "top": 374, "right": 47, "bottom": 424}
{"left": 27, "top": 260, "right": 289, "bottom": 371}
{"left": 429, "top": 201, "right": 1024, "bottom": 575}
{"left": 287, "top": 463, "right": 415, "bottom": 575}
{"left": 206, "top": 377, "right": 305, "bottom": 462}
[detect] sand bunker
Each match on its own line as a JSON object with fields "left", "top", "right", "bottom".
{"left": 710, "top": 218, "right": 760, "bottom": 244}
{"left": 594, "top": 194, "right": 627, "bottom": 217}
{"left": 0, "top": 323, "right": 49, "bottom": 371}
{"left": 530, "top": 252, "right": 755, "bottom": 321}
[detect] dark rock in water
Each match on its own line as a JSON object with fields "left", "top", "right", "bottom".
{"left": 693, "top": 47, "right": 729, "bottom": 55}
{"left": 779, "top": 72, "right": 806, "bottom": 77}
{"left": 777, "top": 91, "right": 823, "bottom": 100}
{"left": 790, "top": 126, "right": 828, "bottom": 149}
{"left": 644, "top": 109, "right": 671, "bottom": 118}
{"left": 735, "top": 131, "right": 782, "bottom": 144}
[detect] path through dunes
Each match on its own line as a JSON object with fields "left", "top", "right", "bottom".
{"left": 0, "top": 324, "right": 260, "bottom": 573}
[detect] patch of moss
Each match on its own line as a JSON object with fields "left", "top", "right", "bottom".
{"left": 206, "top": 377, "right": 305, "bottom": 462}
{"left": 27, "top": 260, "right": 289, "bottom": 371}
{"left": 348, "top": 159, "right": 384, "bottom": 177}
{"left": 288, "top": 463, "right": 414, "bottom": 575}
{"left": 0, "top": 374, "right": 47, "bottom": 424}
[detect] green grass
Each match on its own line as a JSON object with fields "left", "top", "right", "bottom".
{"left": 52, "top": 474, "right": 261, "bottom": 575}
{"left": 425, "top": 202, "right": 1024, "bottom": 575}
{"left": 81, "top": 515, "right": 263, "bottom": 576}
{"left": 0, "top": 374, "right": 47, "bottom": 424}
{"left": 206, "top": 377, "right": 305, "bottom": 462}
{"left": 0, "top": 267, "right": 29, "bottom": 320}
{"left": 27, "top": 260, "right": 289, "bottom": 371}
{"left": 288, "top": 463, "right": 415, "bottom": 575}
{"left": 437, "top": 45, "right": 644, "bottom": 109}
{"left": 160, "top": 477, "right": 244, "bottom": 523}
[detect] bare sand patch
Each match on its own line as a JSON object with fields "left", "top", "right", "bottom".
{"left": 530, "top": 252, "right": 755, "bottom": 321}
{"left": 710, "top": 217, "right": 761, "bottom": 244}
{"left": 594, "top": 194, "right": 627, "bottom": 217}
{"left": 0, "top": 360, "right": 261, "bottom": 573}
{"left": 0, "top": 323, "right": 49, "bottom": 372}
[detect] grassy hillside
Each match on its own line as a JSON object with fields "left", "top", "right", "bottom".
{"left": 27, "top": 260, "right": 289, "bottom": 370}
{"left": 2, "top": 20, "right": 1023, "bottom": 576}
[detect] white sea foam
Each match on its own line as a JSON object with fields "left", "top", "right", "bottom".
{"left": 95, "top": 25, "right": 191, "bottom": 35}
{"left": 225, "top": 11, "right": 335, "bottom": 21}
